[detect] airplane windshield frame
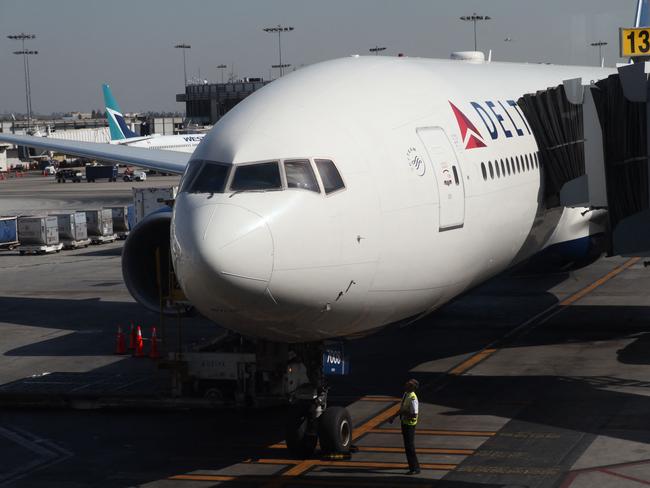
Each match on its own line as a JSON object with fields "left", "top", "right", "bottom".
{"left": 182, "top": 160, "right": 231, "bottom": 194}
{"left": 182, "top": 158, "right": 345, "bottom": 196}
{"left": 229, "top": 161, "right": 283, "bottom": 192}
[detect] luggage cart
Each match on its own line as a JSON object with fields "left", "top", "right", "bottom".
{"left": 0, "top": 216, "right": 19, "bottom": 250}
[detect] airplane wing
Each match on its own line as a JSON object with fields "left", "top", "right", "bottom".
{"left": 0, "top": 133, "right": 190, "bottom": 175}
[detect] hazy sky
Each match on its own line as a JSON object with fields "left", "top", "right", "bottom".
{"left": 0, "top": 0, "right": 638, "bottom": 114}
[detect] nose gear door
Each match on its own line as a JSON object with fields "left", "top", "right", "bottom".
{"left": 416, "top": 127, "right": 465, "bottom": 230}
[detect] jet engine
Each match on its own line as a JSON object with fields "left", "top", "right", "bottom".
{"left": 122, "top": 208, "right": 181, "bottom": 314}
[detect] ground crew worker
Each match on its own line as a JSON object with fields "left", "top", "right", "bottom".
{"left": 390, "top": 378, "right": 420, "bottom": 475}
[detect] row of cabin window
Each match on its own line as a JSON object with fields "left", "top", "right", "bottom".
{"left": 480, "top": 153, "right": 540, "bottom": 181}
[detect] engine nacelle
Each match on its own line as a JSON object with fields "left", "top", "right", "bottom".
{"left": 122, "top": 208, "right": 180, "bottom": 314}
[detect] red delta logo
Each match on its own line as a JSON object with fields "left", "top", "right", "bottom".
{"left": 449, "top": 101, "right": 487, "bottom": 150}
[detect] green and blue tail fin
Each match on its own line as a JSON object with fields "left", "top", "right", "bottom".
{"left": 102, "top": 83, "right": 138, "bottom": 141}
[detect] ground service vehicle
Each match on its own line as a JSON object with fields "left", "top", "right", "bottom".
{"left": 55, "top": 169, "right": 82, "bottom": 183}
{"left": 86, "top": 165, "right": 118, "bottom": 182}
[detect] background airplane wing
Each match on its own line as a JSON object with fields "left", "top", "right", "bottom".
{"left": 0, "top": 133, "right": 190, "bottom": 175}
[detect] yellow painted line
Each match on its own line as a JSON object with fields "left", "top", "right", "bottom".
{"left": 281, "top": 459, "right": 319, "bottom": 476}
{"left": 359, "top": 396, "right": 401, "bottom": 402}
{"left": 444, "top": 257, "right": 640, "bottom": 378}
{"left": 560, "top": 257, "right": 640, "bottom": 306}
{"left": 355, "top": 446, "right": 473, "bottom": 455}
{"left": 173, "top": 474, "right": 437, "bottom": 487}
{"left": 371, "top": 428, "right": 496, "bottom": 437}
{"left": 281, "top": 481, "right": 436, "bottom": 488}
{"left": 314, "top": 459, "right": 456, "bottom": 471}
{"left": 449, "top": 348, "right": 497, "bottom": 375}
{"left": 352, "top": 403, "right": 402, "bottom": 440}
{"left": 256, "top": 458, "right": 303, "bottom": 466}
{"left": 255, "top": 458, "right": 456, "bottom": 471}
{"left": 267, "top": 444, "right": 473, "bottom": 455}
{"left": 170, "top": 474, "right": 236, "bottom": 481}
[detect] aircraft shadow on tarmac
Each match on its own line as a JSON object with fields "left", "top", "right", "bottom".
{"left": 1, "top": 405, "right": 501, "bottom": 487}
{"left": 616, "top": 332, "right": 650, "bottom": 364}
{"left": 4, "top": 268, "right": 650, "bottom": 486}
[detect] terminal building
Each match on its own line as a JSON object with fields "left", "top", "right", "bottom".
{"left": 177, "top": 79, "right": 269, "bottom": 124}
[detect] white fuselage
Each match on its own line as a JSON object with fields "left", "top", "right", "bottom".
{"left": 121, "top": 133, "right": 205, "bottom": 153}
{"left": 171, "top": 56, "right": 614, "bottom": 343}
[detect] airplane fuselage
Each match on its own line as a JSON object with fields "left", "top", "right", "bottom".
{"left": 170, "top": 56, "right": 614, "bottom": 343}
{"left": 124, "top": 133, "right": 206, "bottom": 153}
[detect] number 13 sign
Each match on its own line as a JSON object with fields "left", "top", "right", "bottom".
{"left": 621, "top": 27, "right": 650, "bottom": 57}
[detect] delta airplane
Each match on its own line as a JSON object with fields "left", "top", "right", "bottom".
{"left": 103, "top": 83, "right": 205, "bottom": 153}
{"left": 1, "top": 1, "right": 645, "bottom": 456}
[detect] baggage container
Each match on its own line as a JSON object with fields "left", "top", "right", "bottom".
{"left": 127, "top": 204, "right": 136, "bottom": 231}
{"left": 0, "top": 216, "right": 18, "bottom": 249}
{"left": 133, "top": 186, "right": 177, "bottom": 225}
{"left": 18, "top": 215, "right": 59, "bottom": 246}
{"left": 105, "top": 206, "right": 130, "bottom": 238}
{"left": 84, "top": 209, "right": 116, "bottom": 243}
{"left": 50, "top": 212, "right": 90, "bottom": 249}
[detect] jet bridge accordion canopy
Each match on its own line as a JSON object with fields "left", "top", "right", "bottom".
{"left": 592, "top": 74, "right": 649, "bottom": 229}
{"left": 517, "top": 87, "right": 585, "bottom": 203}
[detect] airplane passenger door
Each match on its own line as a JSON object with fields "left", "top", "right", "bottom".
{"left": 416, "top": 127, "right": 465, "bottom": 230}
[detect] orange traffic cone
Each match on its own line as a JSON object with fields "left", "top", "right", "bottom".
{"left": 149, "top": 327, "right": 160, "bottom": 359}
{"left": 128, "top": 322, "right": 136, "bottom": 350}
{"left": 115, "top": 326, "right": 126, "bottom": 355}
{"left": 134, "top": 326, "right": 145, "bottom": 357}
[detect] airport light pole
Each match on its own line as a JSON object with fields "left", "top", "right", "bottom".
{"left": 8, "top": 33, "right": 37, "bottom": 130}
{"left": 217, "top": 64, "right": 227, "bottom": 84}
{"left": 460, "top": 13, "right": 491, "bottom": 51}
{"left": 263, "top": 25, "right": 294, "bottom": 77}
{"left": 174, "top": 43, "right": 191, "bottom": 86}
{"left": 272, "top": 63, "right": 291, "bottom": 78}
{"left": 369, "top": 45, "right": 387, "bottom": 55}
{"left": 590, "top": 41, "right": 608, "bottom": 67}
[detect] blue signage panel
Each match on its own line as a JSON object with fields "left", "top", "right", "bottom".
{"left": 323, "top": 343, "right": 349, "bottom": 376}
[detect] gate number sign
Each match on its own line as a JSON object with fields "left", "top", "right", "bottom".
{"left": 620, "top": 27, "right": 650, "bottom": 57}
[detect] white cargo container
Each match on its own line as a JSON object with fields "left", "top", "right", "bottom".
{"left": 0, "top": 144, "right": 8, "bottom": 172}
{"left": 50, "top": 212, "right": 90, "bottom": 249}
{"left": 18, "top": 216, "right": 63, "bottom": 254}
{"left": 84, "top": 209, "right": 116, "bottom": 244}
{"left": 105, "top": 206, "right": 130, "bottom": 239}
{"left": 132, "top": 186, "right": 177, "bottom": 225}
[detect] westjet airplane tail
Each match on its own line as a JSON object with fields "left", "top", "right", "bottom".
{"left": 102, "top": 84, "right": 138, "bottom": 141}
{"left": 101, "top": 84, "right": 204, "bottom": 152}
{"left": 636, "top": 0, "right": 649, "bottom": 27}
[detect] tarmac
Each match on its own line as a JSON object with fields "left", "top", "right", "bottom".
{"left": 3, "top": 174, "right": 650, "bottom": 487}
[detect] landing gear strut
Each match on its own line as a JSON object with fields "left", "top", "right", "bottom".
{"left": 285, "top": 344, "right": 352, "bottom": 458}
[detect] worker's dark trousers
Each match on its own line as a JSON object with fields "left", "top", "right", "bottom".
{"left": 401, "top": 423, "right": 420, "bottom": 471}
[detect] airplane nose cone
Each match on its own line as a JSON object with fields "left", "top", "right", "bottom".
{"left": 173, "top": 200, "right": 273, "bottom": 312}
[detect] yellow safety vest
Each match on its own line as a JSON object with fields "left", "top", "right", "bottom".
{"left": 400, "top": 391, "right": 418, "bottom": 426}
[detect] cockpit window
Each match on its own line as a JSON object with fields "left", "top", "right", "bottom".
{"left": 184, "top": 161, "right": 230, "bottom": 194}
{"left": 315, "top": 159, "right": 345, "bottom": 194}
{"left": 179, "top": 159, "right": 204, "bottom": 193}
{"left": 230, "top": 162, "right": 282, "bottom": 191}
{"left": 284, "top": 160, "right": 320, "bottom": 193}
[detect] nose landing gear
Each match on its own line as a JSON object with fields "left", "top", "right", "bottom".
{"left": 285, "top": 344, "right": 352, "bottom": 458}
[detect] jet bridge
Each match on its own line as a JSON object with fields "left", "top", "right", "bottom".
{"left": 517, "top": 62, "right": 650, "bottom": 256}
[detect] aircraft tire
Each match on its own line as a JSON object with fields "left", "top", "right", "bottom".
{"left": 318, "top": 406, "right": 352, "bottom": 454}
